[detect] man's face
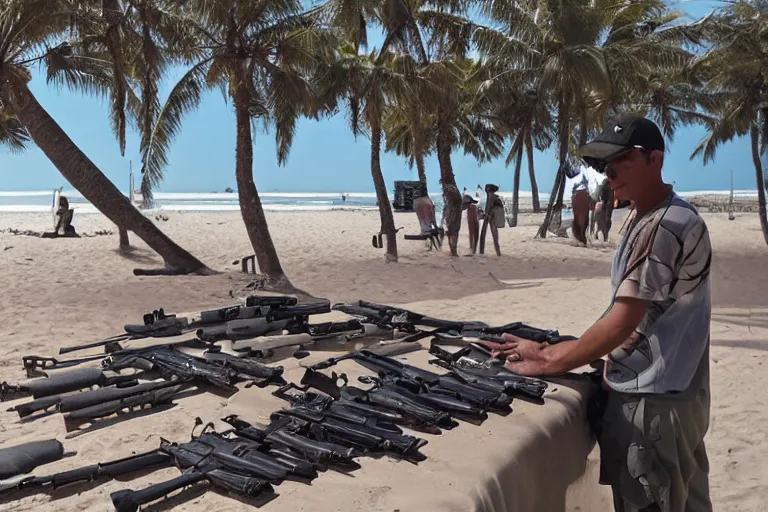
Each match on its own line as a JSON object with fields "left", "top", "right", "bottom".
{"left": 602, "top": 147, "right": 661, "bottom": 202}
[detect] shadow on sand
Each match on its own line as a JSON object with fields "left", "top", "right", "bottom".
{"left": 114, "top": 246, "right": 161, "bottom": 265}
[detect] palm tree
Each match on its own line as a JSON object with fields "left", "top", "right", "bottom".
{"left": 316, "top": 44, "right": 417, "bottom": 262}
{"left": 485, "top": 85, "right": 554, "bottom": 223}
{"left": 0, "top": 111, "right": 30, "bottom": 153}
{"left": 152, "top": 0, "right": 326, "bottom": 285}
{"left": 383, "top": 91, "right": 435, "bottom": 183}
{"left": 421, "top": 58, "right": 504, "bottom": 255}
{"left": 326, "top": 0, "right": 486, "bottom": 256}
{"left": 689, "top": 1, "right": 768, "bottom": 245}
{"left": 0, "top": 0, "right": 209, "bottom": 274}
{"left": 477, "top": 0, "right": 701, "bottom": 238}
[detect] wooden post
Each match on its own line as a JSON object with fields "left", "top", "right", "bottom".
{"left": 728, "top": 169, "right": 735, "bottom": 220}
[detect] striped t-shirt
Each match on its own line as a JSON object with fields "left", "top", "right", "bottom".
{"left": 604, "top": 187, "right": 712, "bottom": 394}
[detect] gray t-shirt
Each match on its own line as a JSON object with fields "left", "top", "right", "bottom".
{"left": 604, "top": 188, "right": 712, "bottom": 394}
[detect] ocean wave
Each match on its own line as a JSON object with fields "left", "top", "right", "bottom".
{"left": 0, "top": 189, "right": 760, "bottom": 214}
{"left": 0, "top": 203, "right": 380, "bottom": 213}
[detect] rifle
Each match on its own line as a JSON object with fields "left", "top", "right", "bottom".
{"left": 221, "top": 415, "right": 357, "bottom": 467}
{"left": 63, "top": 383, "right": 188, "bottom": 429}
{"left": 8, "top": 378, "right": 188, "bottom": 419}
{"left": 270, "top": 384, "right": 428, "bottom": 462}
{"left": 196, "top": 352, "right": 285, "bottom": 387}
{"left": 339, "top": 350, "right": 513, "bottom": 413}
{"left": 194, "top": 301, "right": 332, "bottom": 343}
{"left": 333, "top": 300, "right": 488, "bottom": 333}
{"left": 428, "top": 341, "right": 549, "bottom": 399}
{"left": 0, "top": 448, "right": 173, "bottom": 496}
{"left": 1, "top": 367, "right": 140, "bottom": 402}
{"left": 103, "top": 347, "right": 239, "bottom": 391}
{"left": 113, "top": 420, "right": 350, "bottom": 511}
{"left": 441, "top": 321, "right": 578, "bottom": 344}
{"left": 55, "top": 295, "right": 318, "bottom": 355}
{"left": 58, "top": 310, "right": 190, "bottom": 355}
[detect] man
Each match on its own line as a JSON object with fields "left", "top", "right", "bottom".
{"left": 571, "top": 172, "right": 592, "bottom": 244}
{"left": 479, "top": 114, "right": 712, "bottom": 512}
{"left": 591, "top": 177, "right": 614, "bottom": 241}
{"left": 413, "top": 183, "right": 438, "bottom": 235}
{"left": 462, "top": 192, "right": 480, "bottom": 253}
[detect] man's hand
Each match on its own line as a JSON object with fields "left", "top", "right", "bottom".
{"left": 475, "top": 334, "right": 554, "bottom": 376}
{"left": 473, "top": 297, "right": 648, "bottom": 377}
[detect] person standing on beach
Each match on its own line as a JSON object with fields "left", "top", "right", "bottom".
{"left": 479, "top": 114, "right": 713, "bottom": 512}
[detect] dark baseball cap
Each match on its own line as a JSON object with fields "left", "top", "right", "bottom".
{"left": 579, "top": 114, "right": 665, "bottom": 162}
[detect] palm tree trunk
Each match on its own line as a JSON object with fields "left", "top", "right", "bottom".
{"left": 370, "top": 119, "right": 398, "bottom": 262}
{"left": 526, "top": 137, "right": 540, "bottom": 213}
{"left": 119, "top": 226, "right": 130, "bottom": 247}
{"left": 537, "top": 103, "right": 569, "bottom": 238}
{"left": 411, "top": 113, "right": 427, "bottom": 183}
{"left": 3, "top": 81, "right": 207, "bottom": 273}
{"left": 749, "top": 124, "right": 768, "bottom": 245}
{"left": 415, "top": 152, "right": 427, "bottom": 184}
{"left": 437, "top": 123, "right": 461, "bottom": 256}
{"left": 510, "top": 145, "right": 524, "bottom": 228}
{"left": 231, "top": 67, "right": 289, "bottom": 284}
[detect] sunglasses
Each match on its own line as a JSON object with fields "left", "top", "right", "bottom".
{"left": 584, "top": 145, "right": 648, "bottom": 179}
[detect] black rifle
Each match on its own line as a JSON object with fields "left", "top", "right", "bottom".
{"left": 270, "top": 384, "right": 427, "bottom": 462}
{"left": 0, "top": 449, "right": 172, "bottom": 495}
{"left": 58, "top": 309, "right": 190, "bottom": 355}
{"left": 111, "top": 426, "right": 322, "bottom": 512}
{"left": 63, "top": 383, "right": 188, "bottom": 428}
{"left": 333, "top": 300, "right": 488, "bottom": 334}
{"left": 446, "top": 321, "right": 578, "bottom": 344}
{"left": 428, "top": 341, "right": 549, "bottom": 399}
{"left": 196, "top": 352, "right": 285, "bottom": 387}
{"left": 103, "top": 347, "right": 239, "bottom": 391}
{"left": 8, "top": 378, "right": 188, "bottom": 419}
{"left": 221, "top": 415, "right": 357, "bottom": 467}
{"left": 55, "top": 295, "right": 314, "bottom": 355}
{"left": 308, "top": 350, "right": 512, "bottom": 413}
{"left": 1, "top": 367, "right": 140, "bottom": 402}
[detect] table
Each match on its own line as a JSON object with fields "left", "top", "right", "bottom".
{"left": 223, "top": 344, "right": 605, "bottom": 512}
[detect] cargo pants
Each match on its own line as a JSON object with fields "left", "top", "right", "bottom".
{"left": 595, "top": 353, "right": 713, "bottom": 512}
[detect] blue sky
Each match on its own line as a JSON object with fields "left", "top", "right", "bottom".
{"left": 0, "top": 1, "right": 760, "bottom": 195}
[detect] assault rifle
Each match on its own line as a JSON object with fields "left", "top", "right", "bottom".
{"left": 270, "top": 383, "right": 428, "bottom": 462}
{"left": 0, "top": 428, "right": 306, "bottom": 511}
{"left": 428, "top": 340, "right": 549, "bottom": 399}
{"left": 332, "top": 300, "right": 487, "bottom": 334}
{"left": 7, "top": 377, "right": 189, "bottom": 419}
{"left": 1, "top": 367, "right": 138, "bottom": 402}
{"left": 221, "top": 414, "right": 358, "bottom": 467}
{"left": 0, "top": 448, "right": 172, "bottom": 496}
{"left": 315, "top": 350, "right": 514, "bottom": 413}
{"left": 56, "top": 296, "right": 327, "bottom": 355}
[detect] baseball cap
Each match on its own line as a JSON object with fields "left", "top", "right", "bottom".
{"left": 579, "top": 114, "right": 665, "bottom": 163}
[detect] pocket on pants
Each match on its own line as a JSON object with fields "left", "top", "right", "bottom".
{"left": 620, "top": 398, "right": 673, "bottom": 511}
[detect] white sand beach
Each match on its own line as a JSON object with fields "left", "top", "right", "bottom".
{"left": 0, "top": 208, "right": 766, "bottom": 511}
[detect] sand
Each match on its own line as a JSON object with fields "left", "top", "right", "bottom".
{"left": 0, "top": 207, "right": 766, "bottom": 511}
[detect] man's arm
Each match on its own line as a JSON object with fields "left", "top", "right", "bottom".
{"left": 482, "top": 297, "right": 649, "bottom": 377}
{"left": 540, "top": 297, "right": 649, "bottom": 375}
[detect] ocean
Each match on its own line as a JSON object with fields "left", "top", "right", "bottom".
{"left": 0, "top": 189, "right": 760, "bottom": 214}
